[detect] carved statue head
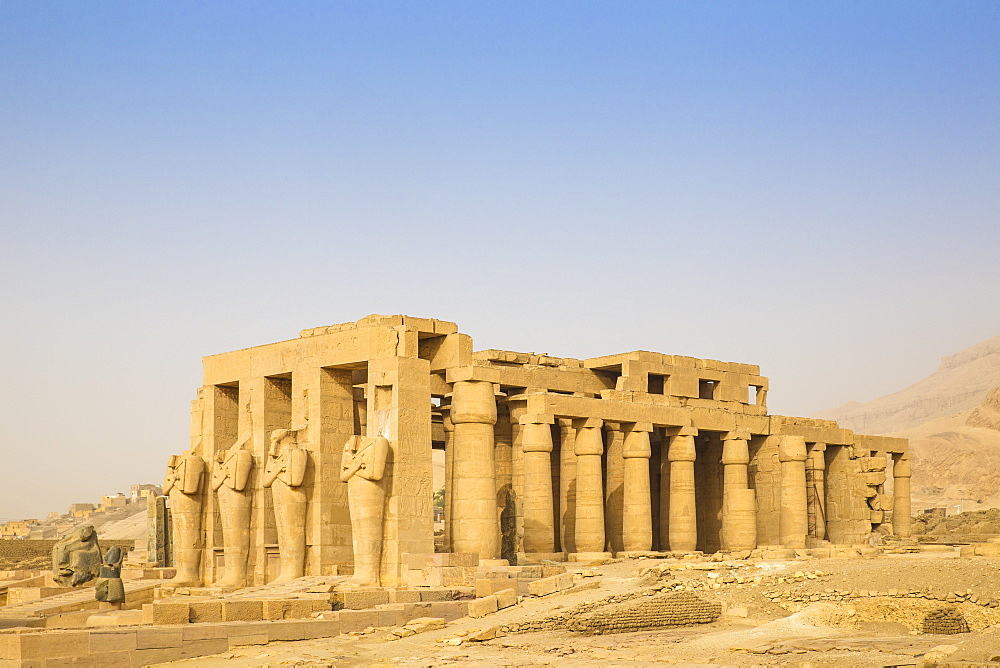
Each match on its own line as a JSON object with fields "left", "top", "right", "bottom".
{"left": 52, "top": 524, "right": 103, "bottom": 587}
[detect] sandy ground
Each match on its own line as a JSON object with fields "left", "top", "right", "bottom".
{"left": 159, "top": 549, "right": 1000, "bottom": 667}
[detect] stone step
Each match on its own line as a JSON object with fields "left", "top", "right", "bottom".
{"left": 0, "top": 581, "right": 157, "bottom": 618}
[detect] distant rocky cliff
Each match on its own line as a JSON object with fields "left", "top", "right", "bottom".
{"left": 815, "top": 333, "right": 1000, "bottom": 511}
{"left": 815, "top": 333, "right": 1000, "bottom": 435}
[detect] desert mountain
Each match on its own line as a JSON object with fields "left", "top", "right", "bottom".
{"left": 815, "top": 333, "right": 1000, "bottom": 435}
{"left": 815, "top": 333, "right": 1000, "bottom": 511}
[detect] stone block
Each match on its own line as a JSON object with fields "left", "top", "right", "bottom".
{"left": 419, "top": 589, "right": 457, "bottom": 602}
{"left": 515, "top": 566, "right": 543, "bottom": 579}
{"left": 338, "top": 610, "right": 381, "bottom": 633}
{"left": 145, "top": 602, "right": 191, "bottom": 625}
{"left": 18, "top": 632, "right": 90, "bottom": 660}
{"left": 181, "top": 624, "right": 228, "bottom": 641}
{"left": 541, "top": 565, "right": 566, "bottom": 578}
{"left": 82, "top": 650, "right": 132, "bottom": 667}
{"left": 427, "top": 601, "right": 468, "bottom": 621}
{"left": 135, "top": 627, "right": 185, "bottom": 649}
{"left": 405, "top": 553, "right": 478, "bottom": 569}
{"left": 262, "top": 598, "right": 330, "bottom": 620}
{"left": 389, "top": 590, "right": 422, "bottom": 604}
{"left": 131, "top": 647, "right": 185, "bottom": 665}
{"left": 267, "top": 619, "right": 340, "bottom": 642}
{"left": 403, "top": 617, "right": 445, "bottom": 633}
{"left": 527, "top": 573, "right": 574, "bottom": 597}
{"left": 467, "top": 595, "right": 498, "bottom": 619}
{"left": 222, "top": 600, "right": 264, "bottom": 622}
{"left": 188, "top": 600, "right": 223, "bottom": 623}
{"left": 495, "top": 588, "right": 518, "bottom": 610}
{"left": 333, "top": 589, "right": 390, "bottom": 610}
{"left": 88, "top": 630, "right": 137, "bottom": 653}
{"left": 226, "top": 621, "right": 270, "bottom": 647}
{"left": 476, "top": 578, "right": 516, "bottom": 597}
{"left": 378, "top": 609, "right": 403, "bottom": 627}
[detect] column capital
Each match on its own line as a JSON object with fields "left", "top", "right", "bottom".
{"left": 518, "top": 413, "right": 555, "bottom": 425}
{"left": 450, "top": 380, "right": 497, "bottom": 425}
{"left": 623, "top": 428, "right": 652, "bottom": 459}
{"left": 667, "top": 434, "right": 696, "bottom": 462}
{"left": 724, "top": 431, "right": 751, "bottom": 441}
{"left": 721, "top": 437, "right": 749, "bottom": 465}
{"left": 626, "top": 422, "right": 654, "bottom": 433}
{"left": 778, "top": 435, "right": 807, "bottom": 462}
{"left": 894, "top": 458, "right": 912, "bottom": 477}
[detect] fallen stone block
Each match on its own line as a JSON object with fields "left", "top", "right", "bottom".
{"left": 403, "top": 617, "right": 445, "bottom": 633}
{"left": 527, "top": 572, "right": 574, "bottom": 597}
{"left": 495, "top": 588, "right": 518, "bottom": 610}
{"left": 467, "top": 595, "right": 498, "bottom": 619}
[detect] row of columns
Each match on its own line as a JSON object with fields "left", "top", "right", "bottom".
{"left": 445, "top": 381, "right": 913, "bottom": 559}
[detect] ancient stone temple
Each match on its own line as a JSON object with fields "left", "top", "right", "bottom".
{"left": 164, "top": 314, "right": 911, "bottom": 586}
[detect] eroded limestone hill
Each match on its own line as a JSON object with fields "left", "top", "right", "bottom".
{"left": 815, "top": 333, "right": 1000, "bottom": 435}
{"left": 815, "top": 333, "right": 1000, "bottom": 511}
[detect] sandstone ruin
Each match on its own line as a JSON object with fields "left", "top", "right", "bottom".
{"left": 162, "top": 314, "right": 912, "bottom": 587}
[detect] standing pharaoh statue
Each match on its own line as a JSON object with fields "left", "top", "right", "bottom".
{"left": 163, "top": 443, "right": 206, "bottom": 586}
{"left": 263, "top": 427, "right": 309, "bottom": 583}
{"left": 211, "top": 435, "right": 254, "bottom": 587}
{"left": 341, "top": 434, "right": 389, "bottom": 586}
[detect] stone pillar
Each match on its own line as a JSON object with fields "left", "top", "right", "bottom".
{"left": 442, "top": 409, "right": 455, "bottom": 553}
{"left": 779, "top": 435, "right": 808, "bottom": 549}
{"left": 164, "top": 451, "right": 206, "bottom": 586}
{"left": 573, "top": 419, "right": 608, "bottom": 557}
{"left": 721, "top": 432, "right": 756, "bottom": 551}
{"left": 521, "top": 414, "right": 556, "bottom": 555}
{"left": 667, "top": 428, "right": 698, "bottom": 552}
{"left": 450, "top": 380, "right": 500, "bottom": 559}
{"left": 893, "top": 455, "right": 912, "bottom": 538}
{"left": 558, "top": 419, "right": 577, "bottom": 554}
{"left": 603, "top": 423, "right": 625, "bottom": 554}
{"left": 622, "top": 423, "right": 653, "bottom": 553}
{"left": 806, "top": 443, "right": 827, "bottom": 540}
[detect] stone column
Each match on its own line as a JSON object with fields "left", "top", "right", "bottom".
{"left": 521, "top": 414, "right": 556, "bottom": 555}
{"left": 622, "top": 423, "right": 653, "bottom": 553}
{"left": 573, "top": 419, "right": 608, "bottom": 557}
{"left": 721, "top": 432, "right": 756, "bottom": 551}
{"left": 779, "top": 435, "right": 808, "bottom": 549}
{"left": 450, "top": 380, "right": 500, "bottom": 559}
{"left": 558, "top": 419, "right": 577, "bottom": 554}
{"left": 604, "top": 423, "right": 625, "bottom": 554}
{"left": 442, "top": 409, "right": 455, "bottom": 553}
{"left": 893, "top": 455, "right": 912, "bottom": 538}
{"left": 667, "top": 427, "right": 698, "bottom": 552}
{"left": 806, "top": 443, "right": 827, "bottom": 540}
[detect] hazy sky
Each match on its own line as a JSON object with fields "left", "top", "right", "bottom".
{"left": 2, "top": 2, "right": 998, "bottom": 520}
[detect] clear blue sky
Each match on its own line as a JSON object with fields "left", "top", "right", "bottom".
{"left": 1, "top": 1, "right": 998, "bottom": 519}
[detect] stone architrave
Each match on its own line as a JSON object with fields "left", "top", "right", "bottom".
{"left": 721, "top": 433, "right": 756, "bottom": 551}
{"left": 450, "top": 380, "right": 500, "bottom": 559}
{"left": 52, "top": 525, "right": 103, "bottom": 587}
{"left": 778, "top": 435, "right": 809, "bottom": 549}
{"left": 574, "top": 418, "right": 606, "bottom": 554}
{"left": 163, "top": 446, "right": 206, "bottom": 586}
{"left": 521, "top": 414, "right": 556, "bottom": 554}
{"left": 667, "top": 428, "right": 698, "bottom": 552}
{"left": 211, "top": 435, "right": 254, "bottom": 588}
{"left": 622, "top": 422, "right": 653, "bottom": 552}
{"left": 263, "top": 427, "right": 309, "bottom": 583}
{"left": 341, "top": 434, "right": 389, "bottom": 586}
{"left": 893, "top": 455, "right": 912, "bottom": 538}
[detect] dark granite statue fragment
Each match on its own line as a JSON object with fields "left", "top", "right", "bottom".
{"left": 52, "top": 525, "right": 103, "bottom": 587}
